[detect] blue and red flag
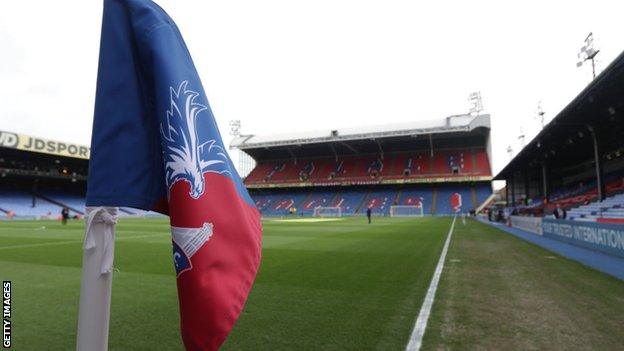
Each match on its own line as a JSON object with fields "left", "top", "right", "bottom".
{"left": 86, "top": 0, "right": 262, "bottom": 349}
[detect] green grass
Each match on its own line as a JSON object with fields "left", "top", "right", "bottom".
{"left": 422, "top": 219, "right": 624, "bottom": 350}
{"left": 1, "top": 217, "right": 623, "bottom": 350}
{"left": 0, "top": 217, "right": 448, "bottom": 350}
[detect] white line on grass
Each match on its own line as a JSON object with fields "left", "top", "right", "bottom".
{"left": 0, "top": 240, "right": 85, "bottom": 250}
{"left": 116, "top": 233, "right": 170, "bottom": 241}
{"left": 406, "top": 215, "right": 456, "bottom": 351}
{"left": 0, "top": 233, "right": 169, "bottom": 250}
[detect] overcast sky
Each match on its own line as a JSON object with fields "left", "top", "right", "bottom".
{"left": 1, "top": 0, "right": 622, "bottom": 178}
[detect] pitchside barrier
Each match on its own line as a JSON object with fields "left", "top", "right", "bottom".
{"left": 509, "top": 216, "right": 542, "bottom": 235}
{"left": 541, "top": 219, "right": 624, "bottom": 258}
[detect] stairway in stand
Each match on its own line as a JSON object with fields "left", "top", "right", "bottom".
{"left": 470, "top": 186, "right": 478, "bottom": 209}
{"left": 431, "top": 188, "right": 438, "bottom": 214}
{"left": 394, "top": 188, "right": 403, "bottom": 206}
{"left": 355, "top": 190, "right": 372, "bottom": 214}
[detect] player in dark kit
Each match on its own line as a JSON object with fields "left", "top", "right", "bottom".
{"left": 366, "top": 207, "right": 372, "bottom": 224}
{"left": 61, "top": 207, "right": 69, "bottom": 225}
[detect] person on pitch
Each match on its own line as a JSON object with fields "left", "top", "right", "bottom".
{"left": 366, "top": 206, "right": 372, "bottom": 224}
{"left": 61, "top": 207, "right": 70, "bottom": 225}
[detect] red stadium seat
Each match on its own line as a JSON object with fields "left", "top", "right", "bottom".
{"left": 243, "top": 148, "right": 492, "bottom": 186}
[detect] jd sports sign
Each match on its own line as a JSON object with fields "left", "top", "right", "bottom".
{"left": 0, "top": 130, "right": 90, "bottom": 159}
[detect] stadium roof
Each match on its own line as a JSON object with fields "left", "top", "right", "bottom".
{"left": 232, "top": 114, "right": 490, "bottom": 160}
{"left": 495, "top": 49, "right": 624, "bottom": 181}
{"left": 232, "top": 114, "right": 489, "bottom": 149}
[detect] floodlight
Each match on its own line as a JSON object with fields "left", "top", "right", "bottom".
{"left": 577, "top": 32, "right": 599, "bottom": 78}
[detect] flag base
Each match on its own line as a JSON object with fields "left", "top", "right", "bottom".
{"left": 76, "top": 207, "right": 118, "bottom": 351}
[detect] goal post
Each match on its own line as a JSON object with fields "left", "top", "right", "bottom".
{"left": 313, "top": 206, "right": 342, "bottom": 217}
{"left": 390, "top": 205, "right": 424, "bottom": 217}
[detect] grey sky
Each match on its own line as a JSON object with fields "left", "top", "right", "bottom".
{"left": 1, "top": 0, "right": 622, "bottom": 180}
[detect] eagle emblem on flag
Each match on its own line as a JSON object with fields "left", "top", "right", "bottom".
{"left": 160, "top": 80, "right": 232, "bottom": 199}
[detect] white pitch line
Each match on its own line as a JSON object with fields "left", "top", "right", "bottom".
{"left": 116, "top": 233, "right": 170, "bottom": 241}
{"left": 406, "top": 215, "right": 456, "bottom": 351}
{"left": 0, "top": 240, "right": 84, "bottom": 250}
{"left": 0, "top": 233, "right": 169, "bottom": 250}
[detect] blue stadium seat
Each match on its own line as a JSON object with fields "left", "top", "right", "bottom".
{"left": 434, "top": 186, "right": 474, "bottom": 215}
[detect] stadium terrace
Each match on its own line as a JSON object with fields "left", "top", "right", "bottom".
{"left": 232, "top": 114, "right": 493, "bottom": 217}
{"left": 495, "top": 50, "right": 624, "bottom": 225}
{"left": 1, "top": 115, "right": 495, "bottom": 219}
{"left": 0, "top": 129, "right": 90, "bottom": 217}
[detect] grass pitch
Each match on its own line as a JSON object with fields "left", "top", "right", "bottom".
{"left": 0, "top": 216, "right": 623, "bottom": 350}
{"left": 422, "top": 219, "right": 624, "bottom": 350}
{"left": 0, "top": 217, "right": 448, "bottom": 350}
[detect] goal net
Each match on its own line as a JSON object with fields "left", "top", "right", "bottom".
{"left": 390, "top": 205, "right": 424, "bottom": 217}
{"left": 313, "top": 206, "right": 342, "bottom": 217}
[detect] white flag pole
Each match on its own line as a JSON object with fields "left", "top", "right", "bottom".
{"left": 76, "top": 207, "right": 118, "bottom": 351}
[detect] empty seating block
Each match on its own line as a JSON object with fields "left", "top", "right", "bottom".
{"left": 568, "top": 193, "right": 624, "bottom": 221}
{"left": 244, "top": 148, "right": 492, "bottom": 186}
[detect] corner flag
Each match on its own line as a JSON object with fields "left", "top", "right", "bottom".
{"left": 79, "top": 0, "right": 262, "bottom": 350}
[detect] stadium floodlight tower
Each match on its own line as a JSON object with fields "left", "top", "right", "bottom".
{"left": 536, "top": 101, "right": 545, "bottom": 129}
{"left": 518, "top": 128, "right": 526, "bottom": 147}
{"left": 228, "top": 120, "right": 255, "bottom": 177}
{"left": 468, "top": 92, "right": 483, "bottom": 116}
{"left": 577, "top": 32, "right": 600, "bottom": 79}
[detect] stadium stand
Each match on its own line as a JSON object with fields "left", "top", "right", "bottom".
{"left": 360, "top": 189, "right": 397, "bottom": 215}
{"left": 496, "top": 50, "right": 624, "bottom": 225}
{"left": 300, "top": 190, "right": 337, "bottom": 215}
{"left": 1, "top": 116, "right": 494, "bottom": 219}
{"left": 434, "top": 185, "right": 474, "bottom": 214}
{"left": 248, "top": 184, "right": 490, "bottom": 217}
{"left": 40, "top": 191, "right": 86, "bottom": 214}
{"left": 0, "top": 133, "right": 165, "bottom": 219}
{"left": 0, "top": 190, "right": 64, "bottom": 218}
{"left": 0, "top": 188, "right": 164, "bottom": 219}
{"left": 567, "top": 193, "right": 624, "bottom": 222}
{"left": 254, "top": 192, "right": 309, "bottom": 217}
{"left": 244, "top": 148, "right": 491, "bottom": 186}
{"left": 232, "top": 114, "right": 494, "bottom": 217}
{"left": 474, "top": 183, "right": 493, "bottom": 207}
{"left": 397, "top": 187, "right": 433, "bottom": 214}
